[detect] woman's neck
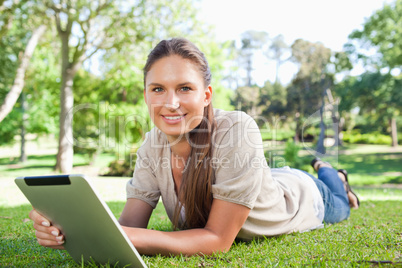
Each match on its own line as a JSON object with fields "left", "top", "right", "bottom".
{"left": 168, "top": 136, "right": 191, "bottom": 160}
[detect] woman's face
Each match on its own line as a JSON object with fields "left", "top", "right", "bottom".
{"left": 144, "top": 55, "right": 212, "bottom": 141}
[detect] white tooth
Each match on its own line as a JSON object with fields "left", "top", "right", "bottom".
{"left": 165, "top": 115, "right": 182, "bottom": 120}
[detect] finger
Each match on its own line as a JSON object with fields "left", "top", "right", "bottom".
{"left": 29, "top": 209, "right": 51, "bottom": 227}
{"left": 33, "top": 222, "right": 61, "bottom": 236}
{"left": 33, "top": 222, "right": 65, "bottom": 245}
{"left": 35, "top": 229, "right": 65, "bottom": 246}
{"left": 37, "top": 237, "right": 65, "bottom": 249}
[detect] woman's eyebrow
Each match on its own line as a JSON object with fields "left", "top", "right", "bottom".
{"left": 177, "top": 82, "right": 193, "bottom": 87}
{"left": 146, "top": 82, "right": 194, "bottom": 87}
{"left": 147, "top": 82, "right": 164, "bottom": 87}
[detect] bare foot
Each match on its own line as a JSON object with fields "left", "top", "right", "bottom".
{"left": 313, "top": 160, "right": 332, "bottom": 171}
{"left": 337, "top": 171, "right": 359, "bottom": 209}
{"left": 347, "top": 192, "right": 359, "bottom": 209}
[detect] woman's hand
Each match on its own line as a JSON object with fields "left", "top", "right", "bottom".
{"left": 29, "top": 209, "right": 65, "bottom": 249}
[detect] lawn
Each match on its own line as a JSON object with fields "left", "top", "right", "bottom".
{"left": 0, "top": 141, "right": 401, "bottom": 267}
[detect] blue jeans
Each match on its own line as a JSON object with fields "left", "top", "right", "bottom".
{"left": 303, "top": 167, "right": 350, "bottom": 224}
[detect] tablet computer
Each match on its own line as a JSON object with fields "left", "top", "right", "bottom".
{"left": 15, "top": 174, "right": 147, "bottom": 268}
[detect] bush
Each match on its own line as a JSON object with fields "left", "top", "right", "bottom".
{"left": 260, "top": 129, "right": 294, "bottom": 141}
{"left": 281, "top": 139, "right": 313, "bottom": 171}
{"left": 103, "top": 159, "right": 134, "bottom": 177}
{"left": 283, "top": 139, "right": 309, "bottom": 169}
{"left": 342, "top": 130, "right": 392, "bottom": 145}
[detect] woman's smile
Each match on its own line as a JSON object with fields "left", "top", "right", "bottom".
{"left": 161, "top": 113, "right": 187, "bottom": 124}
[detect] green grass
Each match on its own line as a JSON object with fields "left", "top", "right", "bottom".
{"left": 1, "top": 141, "right": 402, "bottom": 267}
{"left": 1, "top": 199, "right": 401, "bottom": 267}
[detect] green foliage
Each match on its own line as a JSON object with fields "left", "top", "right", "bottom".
{"left": 0, "top": 15, "right": 59, "bottom": 146}
{"left": 335, "top": 72, "right": 402, "bottom": 143}
{"left": 283, "top": 139, "right": 311, "bottom": 169}
{"left": 348, "top": 0, "right": 402, "bottom": 69}
{"left": 290, "top": 39, "right": 332, "bottom": 82}
{"left": 0, "top": 7, "right": 28, "bottom": 145}
{"left": 286, "top": 39, "right": 335, "bottom": 119}
{"left": 72, "top": 70, "right": 152, "bottom": 159}
{"left": 260, "top": 128, "right": 294, "bottom": 141}
{"left": 258, "top": 81, "right": 287, "bottom": 118}
{"left": 343, "top": 130, "right": 393, "bottom": 145}
{"left": 0, "top": 109, "right": 20, "bottom": 146}
{"left": 342, "top": 1, "right": 402, "bottom": 147}
{"left": 103, "top": 159, "right": 134, "bottom": 177}
{"left": 231, "top": 86, "right": 260, "bottom": 115}
{"left": 284, "top": 139, "right": 300, "bottom": 165}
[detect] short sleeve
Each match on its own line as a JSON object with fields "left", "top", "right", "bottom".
{"left": 211, "top": 111, "right": 266, "bottom": 209}
{"left": 126, "top": 136, "right": 161, "bottom": 209}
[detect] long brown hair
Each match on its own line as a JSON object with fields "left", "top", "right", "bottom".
{"left": 143, "top": 38, "right": 216, "bottom": 229}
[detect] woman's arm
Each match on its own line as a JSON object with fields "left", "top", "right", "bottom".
{"left": 119, "top": 198, "right": 154, "bottom": 228}
{"left": 122, "top": 198, "right": 250, "bottom": 256}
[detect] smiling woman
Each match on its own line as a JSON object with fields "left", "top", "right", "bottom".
{"left": 29, "top": 38, "right": 359, "bottom": 257}
{"left": 142, "top": 39, "right": 216, "bottom": 230}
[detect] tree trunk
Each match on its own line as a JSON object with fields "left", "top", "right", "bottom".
{"left": 316, "top": 103, "right": 326, "bottom": 154}
{"left": 54, "top": 30, "right": 81, "bottom": 173}
{"left": 246, "top": 55, "right": 252, "bottom": 86}
{"left": 55, "top": 70, "right": 75, "bottom": 173}
{"left": 0, "top": 25, "right": 46, "bottom": 122}
{"left": 391, "top": 117, "right": 398, "bottom": 147}
{"left": 326, "top": 89, "right": 342, "bottom": 146}
{"left": 20, "top": 92, "right": 27, "bottom": 162}
{"left": 336, "top": 117, "right": 344, "bottom": 146}
{"left": 316, "top": 82, "right": 327, "bottom": 154}
{"left": 294, "top": 112, "right": 301, "bottom": 143}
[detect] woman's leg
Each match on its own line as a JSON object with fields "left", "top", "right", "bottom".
{"left": 312, "top": 160, "right": 359, "bottom": 209}
{"left": 302, "top": 172, "right": 349, "bottom": 224}
{"left": 304, "top": 160, "right": 353, "bottom": 224}
{"left": 317, "top": 167, "right": 349, "bottom": 205}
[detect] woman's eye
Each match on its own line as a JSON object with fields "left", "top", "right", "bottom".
{"left": 153, "top": 87, "right": 163, "bottom": 92}
{"left": 180, "top": 86, "right": 191, "bottom": 92}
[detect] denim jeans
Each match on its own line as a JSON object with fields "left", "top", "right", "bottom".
{"left": 302, "top": 167, "right": 350, "bottom": 224}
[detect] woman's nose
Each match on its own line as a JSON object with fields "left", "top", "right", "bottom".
{"left": 164, "top": 91, "right": 180, "bottom": 110}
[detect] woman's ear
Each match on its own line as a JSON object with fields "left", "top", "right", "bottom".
{"left": 143, "top": 89, "right": 147, "bottom": 104}
{"left": 204, "top": 85, "right": 213, "bottom": 107}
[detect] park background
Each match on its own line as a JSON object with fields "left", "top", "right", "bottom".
{"left": 0, "top": 0, "right": 401, "bottom": 267}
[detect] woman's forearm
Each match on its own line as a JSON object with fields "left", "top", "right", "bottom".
{"left": 121, "top": 226, "right": 232, "bottom": 256}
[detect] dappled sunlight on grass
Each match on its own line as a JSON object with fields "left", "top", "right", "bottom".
{"left": 354, "top": 187, "right": 402, "bottom": 201}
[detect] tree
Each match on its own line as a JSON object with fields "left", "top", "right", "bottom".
{"left": 42, "top": 0, "right": 207, "bottom": 173}
{"left": 0, "top": 1, "right": 48, "bottom": 123}
{"left": 346, "top": 0, "right": 402, "bottom": 146}
{"left": 0, "top": 1, "right": 54, "bottom": 162}
{"left": 231, "top": 86, "right": 261, "bottom": 116}
{"left": 287, "top": 39, "right": 333, "bottom": 148}
{"left": 45, "top": 1, "right": 136, "bottom": 173}
{"left": 258, "top": 81, "right": 287, "bottom": 119}
{"left": 348, "top": 0, "right": 402, "bottom": 70}
{"left": 0, "top": 25, "right": 46, "bottom": 122}
{"left": 238, "top": 30, "right": 269, "bottom": 86}
{"left": 335, "top": 72, "right": 402, "bottom": 147}
{"left": 265, "top": 34, "right": 289, "bottom": 84}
